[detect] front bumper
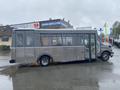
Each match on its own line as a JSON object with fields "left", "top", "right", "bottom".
{"left": 110, "top": 52, "right": 114, "bottom": 57}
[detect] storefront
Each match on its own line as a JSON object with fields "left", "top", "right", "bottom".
{"left": 10, "top": 19, "right": 73, "bottom": 29}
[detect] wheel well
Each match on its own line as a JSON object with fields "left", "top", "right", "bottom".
{"left": 37, "top": 55, "right": 53, "bottom": 63}
{"left": 102, "top": 51, "right": 110, "bottom": 56}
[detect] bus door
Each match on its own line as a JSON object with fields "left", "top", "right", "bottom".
{"left": 24, "top": 31, "right": 35, "bottom": 62}
{"left": 84, "top": 34, "right": 96, "bottom": 61}
{"left": 90, "top": 34, "right": 96, "bottom": 59}
{"left": 84, "top": 34, "right": 90, "bottom": 60}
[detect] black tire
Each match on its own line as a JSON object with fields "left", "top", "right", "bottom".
{"left": 9, "top": 59, "right": 16, "bottom": 63}
{"left": 38, "top": 56, "right": 50, "bottom": 67}
{"left": 101, "top": 52, "right": 110, "bottom": 61}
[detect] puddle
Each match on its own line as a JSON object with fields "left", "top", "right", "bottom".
{"left": 0, "top": 55, "right": 11, "bottom": 68}
{"left": 0, "top": 68, "right": 5, "bottom": 71}
{"left": 99, "top": 80, "right": 120, "bottom": 90}
{"left": 0, "top": 75, "right": 13, "bottom": 90}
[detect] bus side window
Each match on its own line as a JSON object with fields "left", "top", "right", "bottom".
{"left": 79, "top": 35, "right": 84, "bottom": 45}
{"left": 84, "top": 34, "right": 89, "bottom": 48}
{"left": 63, "top": 37, "right": 72, "bottom": 46}
{"left": 41, "top": 34, "right": 63, "bottom": 46}
{"left": 73, "top": 34, "right": 84, "bottom": 46}
{"left": 16, "top": 33, "right": 24, "bottom": 47}
{"left": 25, "top": 31, "right": 34, "bottom": 47}
{"left": 26, "top": 35, "right": 34, "bottom": 47}
{"left": 41, "top": 37, "right": 50, "bottom": 46}
{"left": 52, "top": 37, "right": 62, "bottom": 46}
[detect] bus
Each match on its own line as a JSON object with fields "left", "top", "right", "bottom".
{"left": 10, "top": 29, "right": 114, "bottom": 66}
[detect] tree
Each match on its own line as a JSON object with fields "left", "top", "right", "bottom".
{"left": 113, "top": 21, "right": 120, "bottom": 39}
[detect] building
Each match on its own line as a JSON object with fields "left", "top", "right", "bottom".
{"left": 10, "top": 19, "right": 73, "bottom": 29}
{"left": 40, "top": 19, "right": 73, "bottom": 29}
{"left": 76, "top": 27, "right": 95, "bottom": 30}
{"left": 0, "top": 19, "right": 73, "bottom": 46}
{"left": 0, "top": 25, "right": 12, "bottom": 46}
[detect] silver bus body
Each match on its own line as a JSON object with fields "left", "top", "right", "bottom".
{"left": 10, "top": 29, "right": 113, "bottom": 65}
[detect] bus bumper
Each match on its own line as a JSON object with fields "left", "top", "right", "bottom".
{"left": 110, "top": 52, "right": 114, "bottom": 57}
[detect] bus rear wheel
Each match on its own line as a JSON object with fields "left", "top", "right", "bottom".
{"left": 101, "top": 52, "right": 110, "bottom": 61}
{"left": 38, "top": 56, "right": 50, "bottom": 67}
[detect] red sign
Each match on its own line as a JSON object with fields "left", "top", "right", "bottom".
{"left": 32, "top": 22, "right": 40, "bottom": 29}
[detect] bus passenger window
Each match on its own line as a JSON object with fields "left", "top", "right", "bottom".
{"left": 74, "top": 35, "right": 84, "bottom": 45}
{"left": 52, "top": 37, "right": 62, "bottom": 46}
{"left": 16, "top": 33, "right": 24, "bottom": 47}
{"left": 41, "top": 37, "right": 49, "bottom": 46}
{"left": 63, "top": 37, "right": 72, "bottom": 46}
{"left": 26, "top": 36, "right": 34, "bottom": 47}
{"left": 84, "top": 39, "right": 89, "bottom": 48}
{"left": 80, "top": 35, "right": 84, "bottom": 45}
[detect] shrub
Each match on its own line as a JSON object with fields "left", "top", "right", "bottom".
{"left": 0, "top": 45, "right": 10, "bottom": 51}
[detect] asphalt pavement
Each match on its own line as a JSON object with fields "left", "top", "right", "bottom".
{"left": 0, "top": 47, "right": 120, "bottom": 90}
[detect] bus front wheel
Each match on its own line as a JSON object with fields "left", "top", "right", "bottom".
{"left": 38, "top": 56, "right": 50, "bottom": 67}
{"left": 101, "top": 52, "right": 110, "bottom": 61}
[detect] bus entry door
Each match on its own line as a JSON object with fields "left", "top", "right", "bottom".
{"left": 84, "top": 34, "right": 96, "bottom": 61}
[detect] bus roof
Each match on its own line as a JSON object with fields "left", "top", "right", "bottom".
{"left": 14, "top": 28, "right": 97, "bottom": 34}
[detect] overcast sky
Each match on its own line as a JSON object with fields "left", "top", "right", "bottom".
{"left": 0, "top": 0, "right": 120, "bottom": 28}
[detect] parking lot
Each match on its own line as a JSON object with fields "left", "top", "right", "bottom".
{"left": 0, "top": 47, "right": 120, "bottom": 90}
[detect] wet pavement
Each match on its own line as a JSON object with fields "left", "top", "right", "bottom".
{"left": 0, "top": 47, "right": 120, "bottom": 90}
{"left": 0, "top": 75, "right": 13, "bottom": 90}
{"left": 0, "top": 51, "right": 11, "bottom": 68}
{"left": 0, "top": 51, "right": 13, "bottom": 90}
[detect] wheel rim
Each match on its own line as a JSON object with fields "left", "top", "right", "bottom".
{"left": 103, "top": 53, "right": 109, "bottom": 61}
{"left": 41, "top": 57, "right": 49, "bottom": 66}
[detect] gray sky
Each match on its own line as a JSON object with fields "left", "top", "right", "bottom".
{"left": 0, "top": 0, "right": 120, "bottom": 28}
